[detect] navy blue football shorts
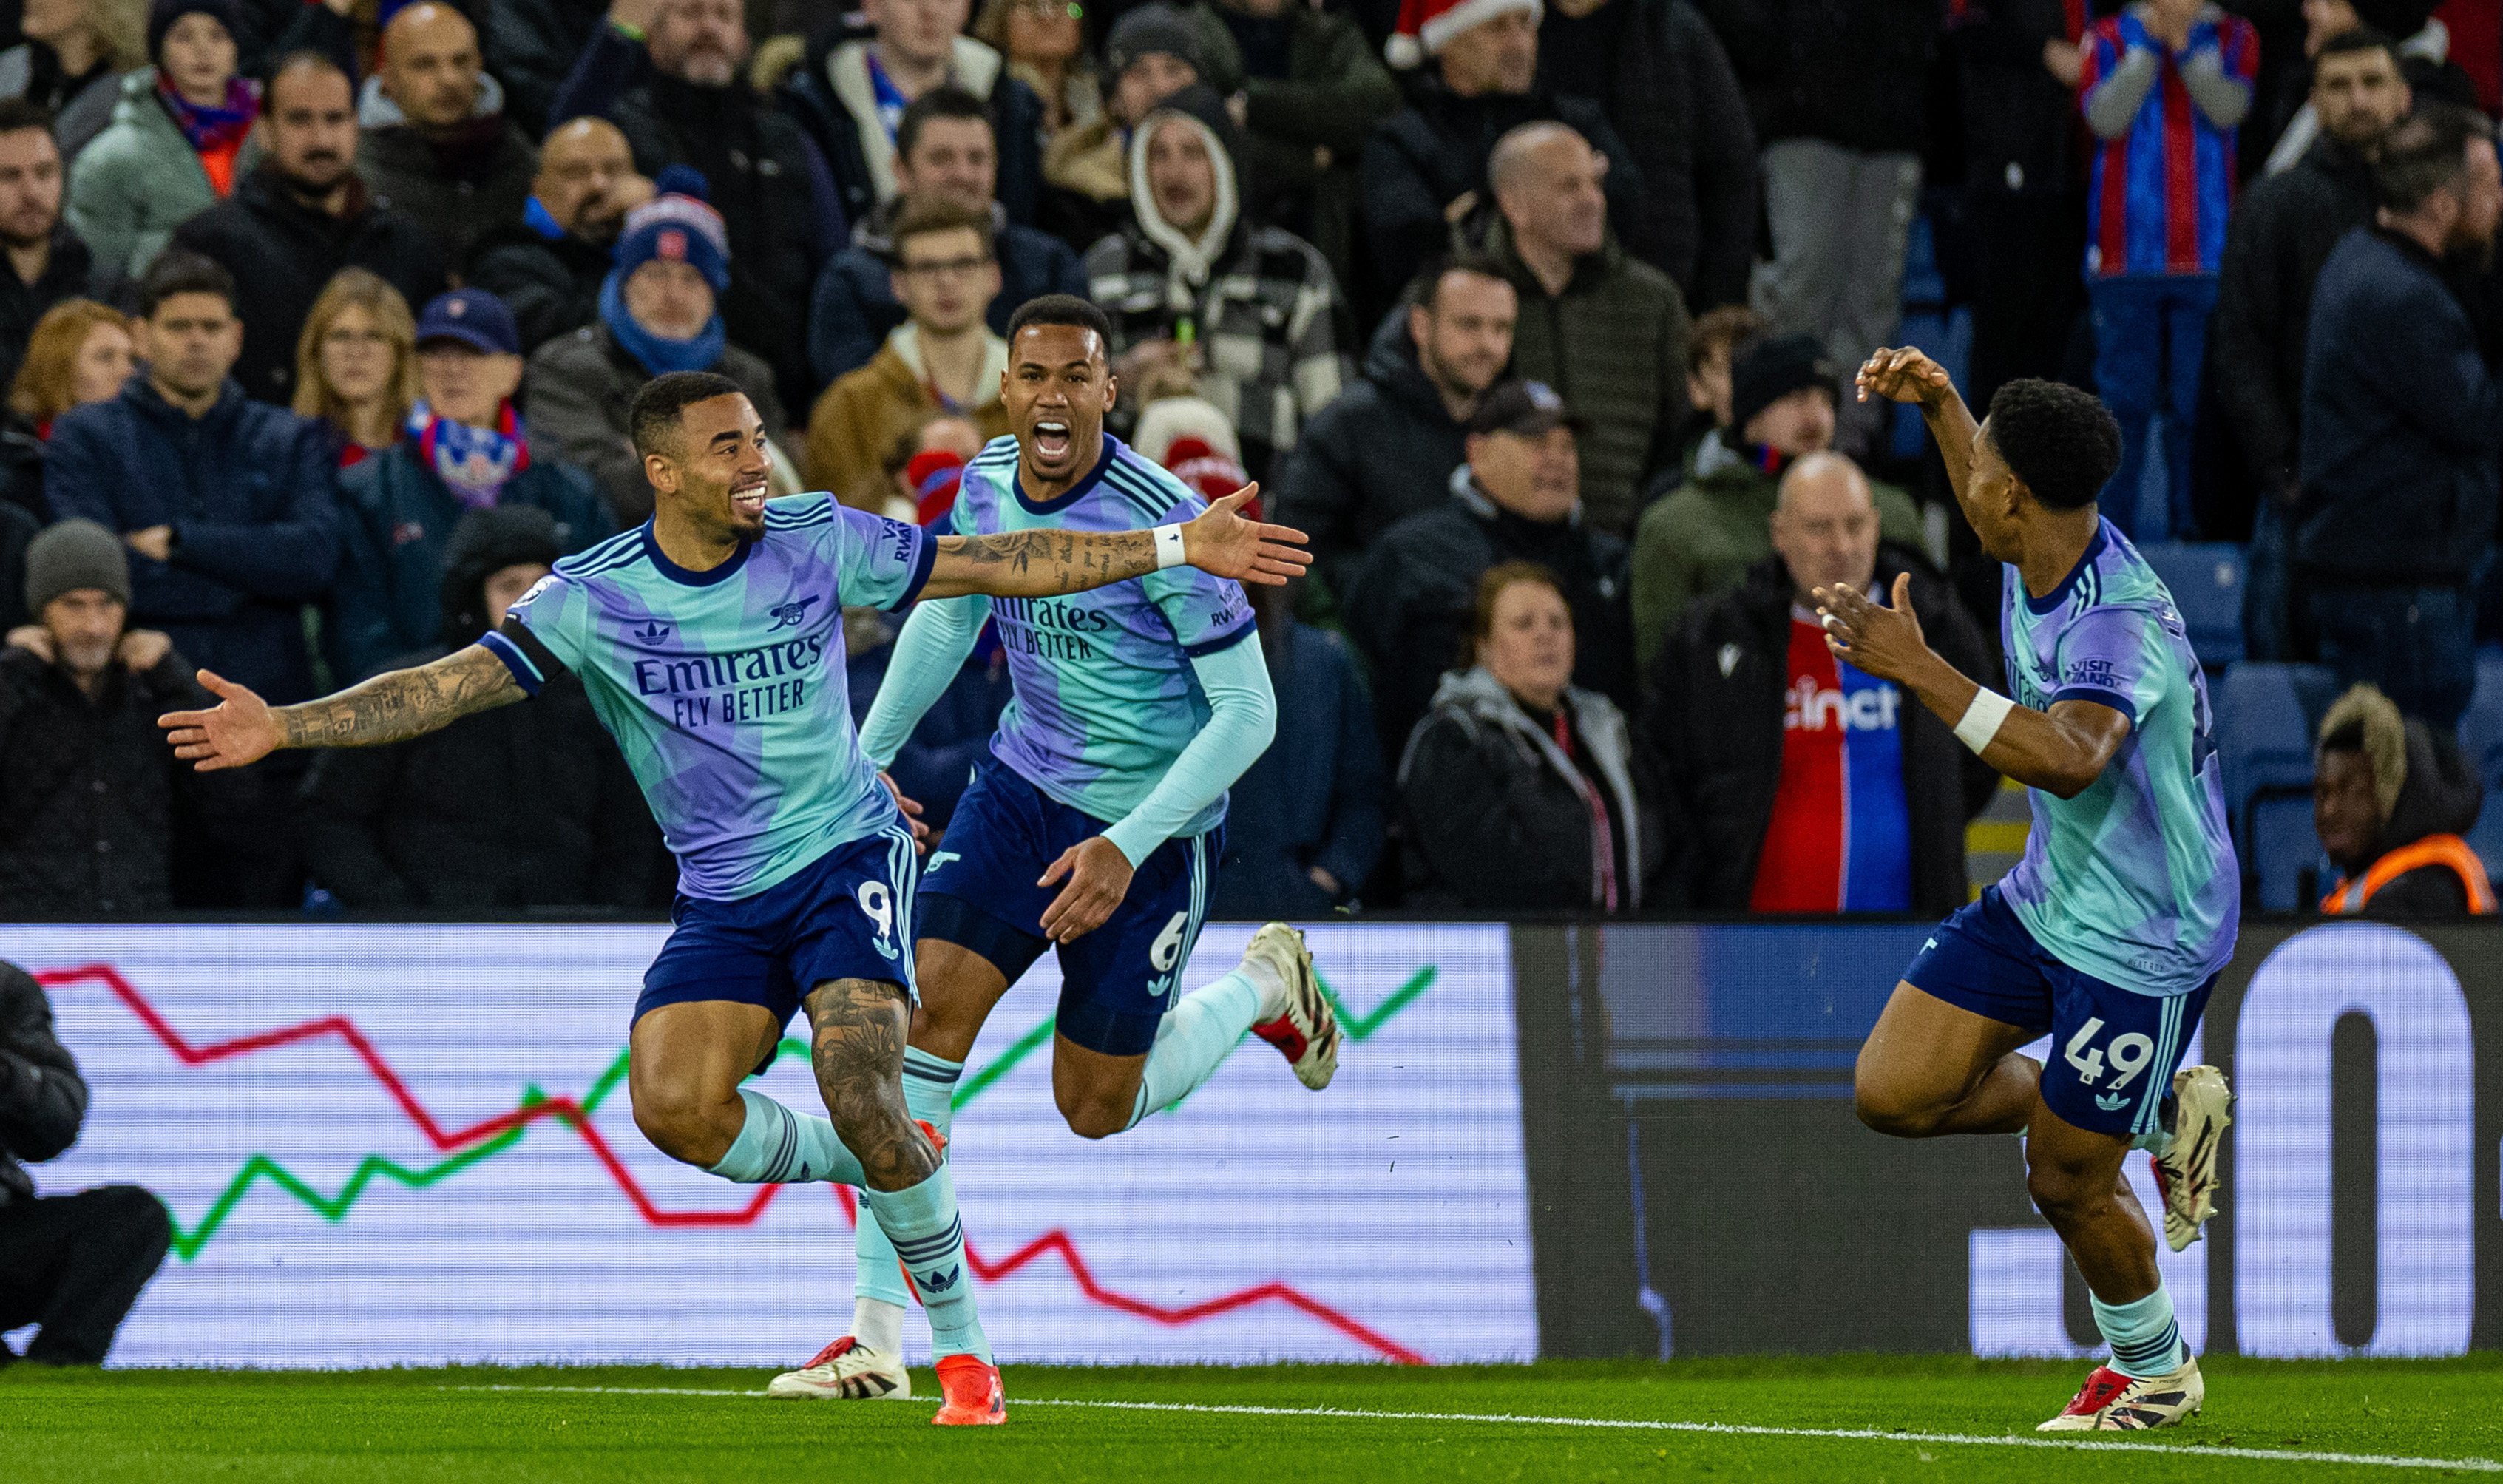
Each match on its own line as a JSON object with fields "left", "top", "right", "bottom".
{"left": 918, "top": 757, "right": 1219, "bottom": 1057}
{"left": 637, "top": 821, "right": 922, "bottom": 1033}
{"left": 1903, "top": 885, "right": 2215, "bottom": 1138}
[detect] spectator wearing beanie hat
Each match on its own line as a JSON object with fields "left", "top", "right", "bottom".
{"left": 300, "top": 503, "right": 672, "bottom": 910}
{"left": 331, "top": 287, "right": 613, "bottom": 681}
{"left": 66, "top": 0, "right": 254, "bottom": 277}
{"left": 526, "top": 166, "right": 792, "bottom": 526}
{"left": 1356, "top": 0, "right": 1637, "bottom": 307}
{"left": 0, "top": 516, "right": 260, "bottom": 912}
{"left": 1628, "top": 333, "right": 1925, "bottom": 665}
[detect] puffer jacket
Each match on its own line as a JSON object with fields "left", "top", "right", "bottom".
{"left": 1639, "top": 550, "right": 1996, "bottom": 912}
{"left": 1271, "top": 306, "right": 1474, "bottom": 600}
{"left": 1485, "top": 214, "right": 1689, "bottom": 538}
{"left": 1397, "top": 664, "right": 1653, "bottom": 912}
{"left": 0, "top": 961, "right": 87, "bottom": 1205}
{"left": 64, "top": 70, "right": 219, "bottom": 277}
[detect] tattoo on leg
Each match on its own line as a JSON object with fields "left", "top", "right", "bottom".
{"left": 807, "top": 978, "right": 937, "bottom": 1191}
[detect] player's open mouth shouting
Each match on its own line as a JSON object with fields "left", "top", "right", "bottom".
{"left": 1032, "top": 419, "right": 1073, "bottom": 465}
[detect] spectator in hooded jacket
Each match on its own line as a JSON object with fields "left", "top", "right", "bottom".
{"left": 0, "top": 519, "right": 260, "bottom": 912}
{"left": 810, "top": 195, "right": 1013, "bottom": 509}
{"left": 0, "top": 960, "right": 173, "bottom": 1365}
{"left": 1347, "top": 378, "right": 1632, "bottom": 765}
{"left": 464, "top": 115, "right": 652, "bottom": 354}
{"left": 2314, "top": 682, "right": 2494, "bottom": 918}
{"left": 1086, "top": 84, "right": 1350, "bottom": 481}
{"left": 1179, "top": 0, "right": 1400, "bottom": 294}
{"left": 0, "top": 298, "right": 132, "bottom": 524}
{"left": 291, "top": 266, "right": 419, "bottom": 467}
{"left": 1213, "top": 578, "right": 1383, "bottom": 917}
{"left": 2213, "top": 26, "right": 2410, "bottom": 660}
{"left": 525, "top": 172, "right": 789, "bottom": 526}
{"left": 1483, "top": 120, "right": 1687, "bottom": 536}
{"left": 355, "top": 3, "right": 538, "bottom": 270}
{"left": 0, "top": 0, "right": 147, "bottom": 164}
{"left": 1535, "top": 0, "right": 1754, "bottom": 310}
{"left": 549, "top": 0, "right": 844, "bottom": 416}
{"left": 1273, "top": 251, "right": 1514, "bottom": 600}
{"left": 1398, "top": 560, "right": 1650, "bottom": 912}
{"left": 780, "top": 0, "right": 1049, "bottom": 234}
{"left": 2298, "top": 103, "right": 2503, "bottom": 731}
{"left": 2077, "top": 0, "right": 2257, "bottom": 539}
{"left": 332, "top": 288, "right": 612, "bottom": 680}
{"left": 1641, "top": 452, "right": 1995, "bottom": 913}
{"left": 1042, "top": 3, "right": 1234, "bottom": 248}
{"left": 169, "top": 50, "right": 445, "bottom": 407}
{"left": 44, "top": 251, "right": 336, "bottom": 705}
{"left": 66, "top": 0, "right": 258, "bottom": 277}
{"left": 300, "top": 504, "right": 671, "bottom": 908}
{"left": 0, "top": 104, "right": 115, "bottom": 399}
{"left": 807, "top": 87, "right": 1087, "bottom": 389}
{"left": 1630, "top": 333, "right": 1925, "bottom": 668}
{"left": 1358, "top": 0, "right": 1639, "bottom": 307}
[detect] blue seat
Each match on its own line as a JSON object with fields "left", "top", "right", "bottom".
{"left": 2141, "top": 542, "right": 2245, "bottom": 668}
{"left": 1886, "top": 215, "right": 1972, "bottom": 462}
{"left": 2216, "top": 663, "right": 2340, "bottom": 912}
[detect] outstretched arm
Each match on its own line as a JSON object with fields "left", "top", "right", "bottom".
{"left": 920, "top": 487, "right": 1308, "bottom": 600}
{"left": 1857, "top": 348, "right": 1982, "bottom": 510}
{"left": 159, "top": 645, "right": 524, "bottom": 770}
{"left": 1814, "top": 574, "right": 2132, "bottom": 800}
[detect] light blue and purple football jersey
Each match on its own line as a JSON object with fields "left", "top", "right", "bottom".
{"left": 481, "top": 493, "right": 935, "bottom": 901}
{"left": 1996, "top": 519, "right": 2238, "bottom": 996}
{"left": 946, "top": 434, "right": 1254, "bottom": 835}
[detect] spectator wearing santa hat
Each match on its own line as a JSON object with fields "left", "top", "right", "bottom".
{"left": 1355, "top": 0, "right": 1640, "bottom": 308}
{"left": 524, "top": 166, "right": 792, "bottom": 526}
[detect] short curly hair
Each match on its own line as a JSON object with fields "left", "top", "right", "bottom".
{"left": 1984, "top": 379, "right": 2121, "bottom": 512}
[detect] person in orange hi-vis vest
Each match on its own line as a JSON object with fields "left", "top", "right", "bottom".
{"left": 2314, "top": 683, "right": 2496, "bottom": 918}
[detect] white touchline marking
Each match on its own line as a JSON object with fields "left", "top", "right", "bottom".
{"left": 439, "top": 1385, "right": 2503, "bottom": 1473}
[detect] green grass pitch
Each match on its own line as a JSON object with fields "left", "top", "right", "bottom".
{"left": 4, "top": 1355, "right": 2499, "bottom": 1482}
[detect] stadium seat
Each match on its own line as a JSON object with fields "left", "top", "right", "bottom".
{"left": 1885, "top": 214, "right": 1972, "bottom": 464}
{"left": 2453, "top": 653, "right": 2503, "bottom": 884}
{"left": 2216, "top": 663, "right": 2339, "bottom": 912}
{"left": 2140, "top": 542, "right": 2245, "bottom": 668}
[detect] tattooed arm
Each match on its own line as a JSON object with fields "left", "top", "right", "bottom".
{"left": 917, "top": 486, "right": 1312, "bottom": 600}
{"left": 158, "top": 645, "right": 524, "bottom": 771}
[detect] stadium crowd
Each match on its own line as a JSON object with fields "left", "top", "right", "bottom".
{"left": 0, "top": 0, "right": 2495, "bottom": 921}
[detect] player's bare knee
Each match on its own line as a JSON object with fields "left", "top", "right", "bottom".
{"left": 2024, "top": 1156, "right": 2104, "bottom": 1227}
{"left": 1054, "top": 1083, "right": 1132, "bottom": 1140}
{"left": 1852, "top": 1072, "right": 1941, "bottom": 1138}
{"left": 630, "top": 1079, "right": 736, "bottom": 1168}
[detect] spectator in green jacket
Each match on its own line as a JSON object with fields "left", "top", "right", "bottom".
{"left": 330, "top": 286, "right": 611, "bottom": 680}
{"left": 66, "top": 0, "right": 254, "bottom": 278}
{"left": 1628, "top": 333, "right": 1925, "bottom": 666}
{"left": 1483, "top": 120, "right": 1687, "bottom": 538}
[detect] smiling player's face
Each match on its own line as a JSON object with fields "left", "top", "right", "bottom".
{"left": 1003, "top": 322, "right": 1115, "bottom": 491}
{"left": 651, "top": 392, "right": 773, "bottom": 542}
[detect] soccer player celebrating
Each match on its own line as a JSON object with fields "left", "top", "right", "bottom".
{"left": 157, "top": 370, "right": 1310, "bottom": 1426}
{"left": 1826, "top": 349, "right": 2235, "bottom": 1432}
{"left": 770, "top": 296, "right": 1341, "bottom": 1401}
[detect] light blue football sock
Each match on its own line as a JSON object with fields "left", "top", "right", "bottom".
{"left": 1127, "top": 965, "right": 1273, "bottom": 1129}
{"left": 2092, "top": 1281, "right": 2187, "bottom": 1378}
{"left": 706, "top": 1088, "right": 863, "bottom": 1186}
{"left": 853, "top": 1049, "right": 962, "bottom": 1315}
{"left": 861, "top": 1160, "right": 990, "bottom": 1363}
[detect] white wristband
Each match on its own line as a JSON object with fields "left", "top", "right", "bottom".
{"left": 1954, "top": 688, "right": 2016, "bottom": 755}
{"left": 1152, "top": 523, "right": 1186, "bottom": 570}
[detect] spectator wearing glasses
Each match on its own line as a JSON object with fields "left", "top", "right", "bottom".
{"left": 807, "top": 87, "right": 1086, "bottom": 388}
{"left": 290, "top": 267, "right": 419, "bottom": 468}
{"left": 809, "top": 196, "right": 1012, "bottom": 512}
{"left": 333, "top": 287, "right": 612, "bottom": 681}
